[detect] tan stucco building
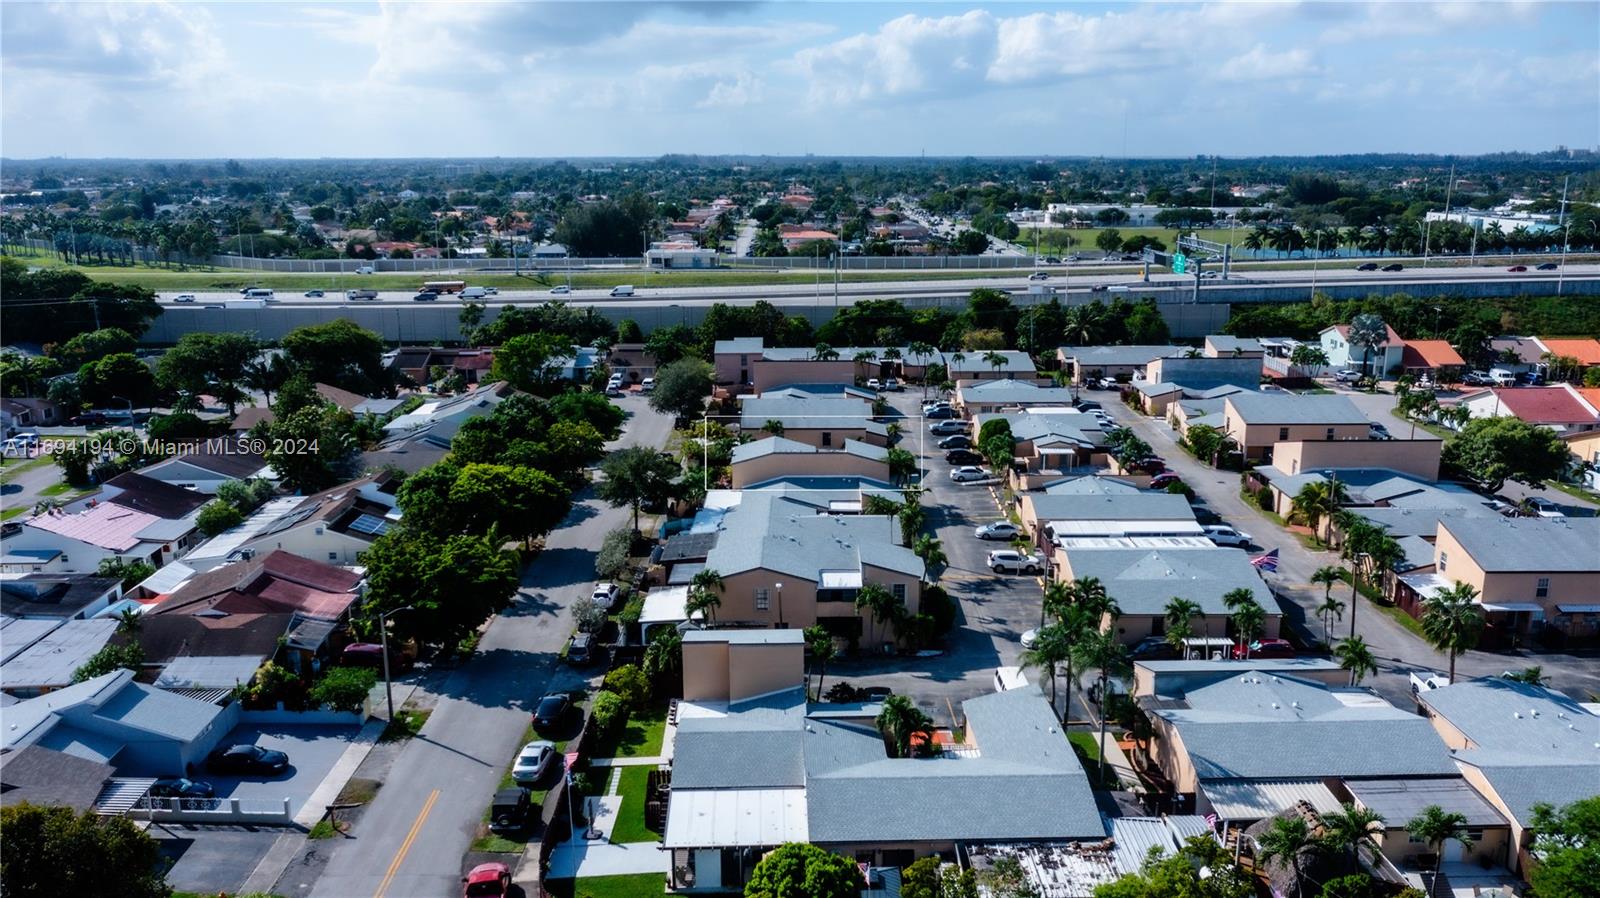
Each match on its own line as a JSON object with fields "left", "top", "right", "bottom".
{"left": 729, "top": 436, "right": 892, "bottom": 489}
{"left": 1221, "top": 393, "right": 1371, "bottom": 461}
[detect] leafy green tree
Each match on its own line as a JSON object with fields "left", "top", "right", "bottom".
{"left": 0, "top": 803, "right": 171, "bottom": 898}
{"left": 598, "top": 446, "right": 681, "bottom": 532}
{"left": 804, "top": 625, "right": 836, "bottom": 700}
{"left": 357, "top": 530, "right": 520, "bottom": 648}
{"left": 1312, "top": 566, "right": 1345, "bottom": 645}
{"left": 1164, "top": 598, "right": 1202, "bottom": 658}
{"left": 855, "top": 582, "right": 905, "bottom": 646}
{"left": 1020, "top": 622, "right": 1072, "bottom": 716}
{"left": 1095, "top": 229, "right": 1124, "bottom": 253}
{"left": 1092, "top": 835, "right": 1253, "bottom": 898}
{"left": 96, "top": 557, "right": 155, "bottom": 591}
{"left": 590, "top": 690, "right": 627, "bottom": 735}
{"left": 196, "top": 500, "right": 245, "bottom": 537}
{"left": 53, "top": 327, "right": 135, "bottom": 368}
{"left": 448, "top": 463, "right": 571, "bottom": 545}
{"left": 596, "top": 527, "right": 633, "bottom": 581}
{"left": 744, "top": 842, "right": 862, "bottom": 898}
{"left": 1320, "top": 803, "right": 1387, "bottom": 870}
{"left": 686, "top": 567, "right": 725, "bottom": 624}
{"left": 155, "top": 331, "right": 261, "bottom": 414}
{"left": 900, "top": 856, "right": 943, "bottom": 898}
{"left": 602, "top": 664, "right": 652, "bottom": 710}
{"left": 649, "top": 357, "right": 713, "bottom": 421}
{"left": 1256, "top": 814, "right": 1325, "bottom": 898}
{"left": 876, "top": 694, "right": 934, "bottom": 759}
{"left": 1442, "top": 415, "right": 1571, "bottom": 492}
{"left": 280, "top": 319, "right": 390, "bottom": 394}
{"left": 76, "top": 352, "right": 156, "bottom": 409}
{"left": 547, "top": 391, "right": 625, "bottom": 440}
{"left": 1528, "top": 796, "right": 1600, "bottom": 898}
{"left": 1075, "top": 623, "right": 1130, "bottom": 783}
{"left": 953, "top": 229, "right": 989, "bottom": 254}
{"left": 1421, "top": 582, "right": 1484, "bottom": 683}
{"left": 255, "top": 401, "right": 358, "bottom": 491}
{"left": 145, "top": 411, "right": 210, "bottom": 441}
{"left": 643, "top": 628, "right": 683, "bottom": 695}
{"left": 215, "top": 477, "right": 277, "bottom": 515}
{"left": 72, "top": 644, "right": 144, "bottom": 682}
{"left": 309, "top": 667, "right": 377, "bottom": 712}
{"left": 489, "top": 332, "right": 570, "bottom": 394}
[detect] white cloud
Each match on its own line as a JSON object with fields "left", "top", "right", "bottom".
{"left": 1217, "top": 44, "right": 1318, "bottom": 82}
{"left": 699, "top": 71, "right": 764, "bottom": 108}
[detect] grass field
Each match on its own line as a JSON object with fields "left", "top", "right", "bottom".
{"left": 543, "top": 874, "right": 666, "bottom": 898}
{"left": 608, "top": 766, "right": 663, "bottom": 845}
{"left": 1019, "top": 226, "right": 1242, "bottom": 254}
{"left": 589, "top": 705, "right": 668, "bottom": 760}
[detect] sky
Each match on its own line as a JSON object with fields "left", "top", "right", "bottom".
{"left": 2, "top": 0, "right": 1597, "bottom": 159}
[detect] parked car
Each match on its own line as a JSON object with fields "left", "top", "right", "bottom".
{"left": 565, "top": 634, "right": 592, "bottom": 665}
{"left": 1381, "top": 263, "right": 1404, "bottom": 272}
{"left": 1333, "top": 369, "right": 1362, "bottom": 383}
{"left": 591, "top": 581, "right": 621, "bottom": 610}
{"left": 511, "top": 740, "right": 556, "bottom": 784}
{"left": 207, "top": 744, "right": 289, "bottom": 776}
{"left": 949, "top": 465, "right": 988, "bottom": 483}
{"left": 1148, "top": 472, "right": 1183, "bottom": 489}
{"left": 1536, "top": 262, "right": 1559, "bottom": 271}
{"left": 1124, "top": 457, "right": 1166, "bottom": 475}
{"left": 412, "top": 291, "right": 439, "bottom": 302}
{"left": 1233, "top": 638, "right": 1296, "bottom": 660}
{"left": 922, "top": 401, "right": 952, "bottom": 414}
{"left": 987, "top": 549, "right": 1044, "bottom": 574}
{"left": 945, "top": 448, "right": 984, "bottom": 465}
{"left": 925, "top": 406, "right": 958, "bottom": 420}
{"left": 462, "top": 862, "right": 512, "bottom": 898}
{"left": 883, "top": 378, "right": 902, "bottom": 392}
{"left": 1461, "top": 371, "right": 1492, "bottom": 386}
{"left": 532, "top": 694, "right": 570, "bottom": 730}
{"left": 974, "top": 521, "right": 1022, "bottom": 540}
{"left": 1356, "top": 262, "right": 1379, "bottom": 271}
{"left": 866, "top": 378, "right": 882, "bottom": 390}
{"left": 149, "top": 777, "right": 216, "bottom": 806}
{"left": 488, "top": 787, "right": 534, "bottom": 834}
{"left": 173, "top": 293, "right": 197, "bottom": 303}
{"left": 1524, "top": 496, "right": 1565, "bottom": 518}
{"left": 929, "top": 419, "right": 967, "bottom": 435}
{"left": 1202, "top": 524, "right": 1252, "bottom": 548}
{"left": 304, "top": 289, "right": 325, "bottom": 297}
{"left": 1369, "top": 423, "right": 1392, "bottom": 440}
{"left": 1129, "top": 637, "right": 1179, "bottom": 661}
{"left": 640, "top": 377, "right": 655, "bottom": 393}
{"left": 341, "top": 642, "right": 408, "bottom": 671}
{"left": 1028, "top": 272, "right": 1050, "bottom": 281}
{"left": 1507, "top": 265, "right": 1528, "bottom": 272}
{"left": 937, "top": 434, "right": 972, "bottom": 449}
{"left": 69, "top": 411, "right": 109, "bottom": 426}
{"left": 549, "top": 285, "right": 572, "bottom": 294}
{"left": 1020, "top": 628, "right": 1040, "bottom": 649}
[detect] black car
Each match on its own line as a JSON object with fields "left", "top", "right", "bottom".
{"left": 533, "top": 693, "right": 570, "bottom": 730}
{"left": 1381, "top": 263, "right": 1404, "bottom": 272}
{"left": 937, "top": 434, "right": 972, "bottom": 449}
{"left": 1129, "top": 637, "right": 1179, "bottom": 661}
{"left": 1356, "top": 262, "right": 1378, "bottom": 271}
{"left": 488, "top": 787, "right": 534, "bottom": 834}
{"left": 925, "top": 406, "right": 958, "bottom": 420}
{"left": 412, "top": 291, "right": 439, "bottom": 302}
{"left": 69, "top": 411, "right": 109, "bottom": 426}
{"left": 945, "top": 449, "right": 984, "bottom": 465}
{"left": 207, "top": 744, "right": 289, "bottom": 776}
{"left": 149, "top": 777, "right": 215, "bottom": 807}
{"left": 1536, "top": 262, "right": 1558, "bottom": 271}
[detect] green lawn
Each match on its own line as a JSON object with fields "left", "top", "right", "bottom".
{"left": 589, "top": 705, "right": 668, "bottom": 760}
{"left": 1373, "top": 600, "right": 1428, "bottom": 639}
{"left": 542, "top": 874, "right": 666, "bottom": 898}
{"left": 1387, "top": 407, "right": 1456, "bottom": 441}
{"left": 608, "top": 766, "right": 663, "bottom": 845}
{"left": 1066, "top": 731, "right": 1123, "bottom": 790}
{"left": 1, "top": 506, "right": 26, "bottom": 521}
{"left": 1545, "top": 479, "right": 1600, "bottom": 506}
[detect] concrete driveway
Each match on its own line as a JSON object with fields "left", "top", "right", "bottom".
{"left": 206, "top": 723, "right": 358, "bottom": 818}
{"left": 157, "top": 826, "right": 286, "bottom": 896}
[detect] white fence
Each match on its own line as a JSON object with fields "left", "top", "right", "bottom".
{"left": 131, "top": 795, "right": 294, "bottom": 825}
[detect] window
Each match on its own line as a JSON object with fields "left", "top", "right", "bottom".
{"left": 1438, "top": 551, "right": 1448, "bottom": 572}
{"left": 1325, "top": 428, "right": 1335, "bottom": 441}
{"left": 754, "top": 588, "right": 770, "bottom": 611}
{"left": 328, "top": 552, "right": 338, "bottom": 561}
{"left": 1536, "top": 577, "right": 1550, "bottom": 598}
{"left": 892, "top": 583, "right": 907, "bottom": 604}
{"left": 1279, "top": 427, "right": 1290, "bottom": 441}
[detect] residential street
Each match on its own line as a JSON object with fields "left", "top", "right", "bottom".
{"left": 1098, "top": 389, "right": 1600, "bottom": 708}
{"left": 304, "top": 396, "right": 672, "bottom": 898}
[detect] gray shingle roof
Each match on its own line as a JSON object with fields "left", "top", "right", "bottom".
{"left": 950, "top": 350, "right": 1036, "bottom": 375}
{"left": 959, "top": 380, "right": 1073, "bottom": 403}
{"left": 1061, "top": 546, "right": 1276, "bottom": 617}
{"left": 1469, "top": 763, "right": 1598, "bottom": 828}
{"left": 730, "top": 436, "right": 817, "bottom": 462}
{"left": 714, "top": 337, "right": 765, "bottom": 354}
{"left": 1419, "top": 679, "right": 1597, "bottom": 763}
{"left": 1224, "top": 392, "right": 1368, "bottom": 425}
{"left": 739, "top": 397, "right": 877, "bottom": 431}
{"left": 1440, "top": 517, "right": 1600, "bottom": 572}
{"left": 1059, "top": 345, "right": 1185, "bottom": 367}
{"left": 1207, "top": 336, "right": 1264, "bottom": 354}
{"left": 704, "top": 493, "right": 924, "bottom": 582}
{"left": 1043, "top": 476, "right": 1140, "bottom": 496}
{"left": 1027, "top": 493, "right": 1196, "bottom": 523}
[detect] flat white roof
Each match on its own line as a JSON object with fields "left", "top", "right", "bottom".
{"left": 1048, "top": 520, "right": 1205, "bottom": 538}
{"left": 663, "top": 787, "right": 808, "bottom": 848}
{"left": 640, "top": 586, "right": 691, "bottom": 626}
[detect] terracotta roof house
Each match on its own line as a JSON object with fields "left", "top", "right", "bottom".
{"left": 1458, "top": 385, "right": 1600, "bottom": 434}
{"left": 11, "top": 473, "right": 208, "bottom": 574}
{"left": 153, "top": 549, "right": 362, "bottom": 621}
{"left": 1398, "top": 339, "right": 1466, "bottom": 376}
{"left": 1531, "top": 337, "right": 1600, "bottom": 368}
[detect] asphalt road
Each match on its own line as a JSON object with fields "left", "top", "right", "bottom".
{"left": 306, "top": 395, "right": 673, "bottom": 898}
{"left": 150, "top": 263, "right": 1600, "bottom": 310}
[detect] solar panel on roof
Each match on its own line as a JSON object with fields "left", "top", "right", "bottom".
{"left": 347, "top": 514, "right": 392, "bottom": 536}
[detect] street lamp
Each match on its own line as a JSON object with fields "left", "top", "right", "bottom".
{"left": 372, "top": 605, "right": 415, "bottom": 722}
{"left": 774, "top": 582, "right": 785, "bottom": 628}
{"left": 111, "top": 395, "right": 134, "bottom": 426}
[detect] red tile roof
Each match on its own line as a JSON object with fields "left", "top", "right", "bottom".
{"left": 1475, "top": 386, "right": 1600, "bottom": 425}
{"left": 1400, "top": 340, "right": 1466, "bottom": 370}
{"left": 156, "top": 549, "right": 361, "bottom": 619}
{"left": 1536, "top": 338, "right": 1600, "bottom": 365}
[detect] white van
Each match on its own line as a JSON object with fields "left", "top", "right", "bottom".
{"left": 1106, "top": 284, "right": 1131, "bottom": 293}
{"left": 356, "top": 265, "right": 375, "bottom": 274}
{"left": 609, "top": 285, "right": 635, "bottom": 297}
{"left": 245, "top": 288, "right": 275, "bottom": 301}
{"left": 1489, "top": 368, "right": 1517, "bottom": 387}
{"left": 993, "top": 666, "right": 1030, "bottom": 693}
{"left": 461, "top": 286, "right": 489, "bottom": 299}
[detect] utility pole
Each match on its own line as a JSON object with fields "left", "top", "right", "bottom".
{"left": 1556, "top": 175, "right": 1571, "bottom": 296}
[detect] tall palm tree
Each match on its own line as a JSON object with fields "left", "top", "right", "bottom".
{"left": 643, "top": 628, "right": 683, "bottom": 692}
{"left": 1230, "top": 599, "right": 1266, "bottom": 661}
{"left": 1290, "top": 480, "right": 1349, "bottom": 534}
{"left": 1347, "top": 313, "right": 1389, "bottom": 380}
{"left": 876, "top": 694, "right": 934, "bottom": 758}
{"left": 687, "top": 568, "right": 725, "bottom": 625}
{"left": 1321, "top": 803, "right": 1386, "bottom": 870}
{"left": 1407, "top": 805, "right": 1472, "bottom": 885}
{"left": 1053, "top": 603, "right": 1099, "bottom": 724}
{"left": 948, "top": 351, "right": 966, "bottom": 380}
{"left": 1221, "top": 587, "right": 1256, "bottom": 657}
{"left": 1422, "top": 582, "right": 1484, "bottom": 683}
{"left": 813, "top": 342, "right": 840, "bottom": 362}
{"left": 1019, "top": 623, "right": 1071, "bottom": 718}
{"left": 982, "top": 351, "right": 1007, "bottom": 378}
{"left": 907, "top": 340, "right": 936, "bottom": 398}
{"left": 1073, "top": 623, "right": 1129, "bottom": 785}
{"left": 1334, "top": 635, "right": 1378, "bottom": 686}
{"left": 803, "top": 624, "right": 835, "bottom": 700}
{"left": 852, "top": 349, "right": 875, "bottom": 380}
{"left": 1040, "top": 579, "right": 1071, "bottom": 628}
{"left": 1502, "top": 666, "right": 1548, "bottom": 686}
{"left": 1255, "top": 815, "right": 1323, "bottom": 898}
{"left": 912, "top": 534, "right": 947, "bottom": 578}
{"left": 1164, "top": 597, "right": 1202, "bottom": 659}
{"left": 854, "top": 583, "right": 902, "bottom": 646}
{"left": 1312, "top": 565, "right": 1345, "bottom": 646}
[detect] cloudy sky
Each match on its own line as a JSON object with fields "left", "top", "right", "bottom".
{"left": 3, "top": 1, "right": 1596, "bottom": 159}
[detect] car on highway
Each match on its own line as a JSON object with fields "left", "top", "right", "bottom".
{"left": 949, "top": 465, "right": 988, "bottom": 482}
{"left": 173, "top": 293, "right": 197, "bottom": 303}
{"left": 304, "top": 289, "right": 325, "bottom": 297}
{"left": 511, "top": 740, "right": 556, "bottom": 784}
{"left": 207, "top": 744, "right": 289, "bottom": 776}
{"left": 1028, "top": 272, "right": 1050, "bottom": 281}
{"left": 1536, "top": 262, "right": 1559, "bottom": 271}
{"left": 974, "top": 521, "right": 1022, "bottom": 541}
{"left": 1234, "top": 638, "right": 1296, "bottom": 660}
{"left": 462, "top": 862, "right": 512, "bottom": 898}
{"left": 1507, "top": 265, "right": 1528, "bottom": 272}
{"left": 549, "top": 285, "right": 571, "bottom": 294}
{"left": 412, "top": 291, "right": 439, "bottom": 302}
{"left": 1200, "top": 270, "right": 1220, "bottom": 279}
{"left": 937, "top": 434, "right": 972, "bottom": 449}
{"left": 609, "top": 285, "right": 635, "bottom": 297}
{"left": 945, "top": 448, "right": 984, "bottom": 465}
{"left": 987, "top": 549, "right": 1043, "bottom": 575}
{"left": 1356, "top": 262, "right": 1379, "bottom": 271}
{"left": 532, "top": 694, "right": 571, "bottom": 730}
{"left": 1202, "top": 524, "right": 1252, "bottom": 548}
{"left": 929, "top": 419, "right": 967, "bottom": 435}
{"left": 1381, "top": 263, "right": 1404, "bottom": 272}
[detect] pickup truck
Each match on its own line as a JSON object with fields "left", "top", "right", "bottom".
{"left": 345, "top": 289, "right": 379, "bottom": 302}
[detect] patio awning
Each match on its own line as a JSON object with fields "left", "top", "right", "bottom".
{"left": 1480, "top": 602, "right": 1545, "bottom": 615}
{"left": 820, "top": 570, "right": 863, "bottom": 589}
{"left": 663, "top": 788, "right": 808, "bottom": 848}
{"left": 1201, "top": 779, "right": 1342, "bottom": 821}
{"left": 1556, "top": 604, "right": 1600, "bottom": 613}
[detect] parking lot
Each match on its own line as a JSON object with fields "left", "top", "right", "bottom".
{"left": 204, "top": 723, "right": 358, "bottom": 816}
{"left": 827, "top": 390, "right": 1045, "bottom": 725}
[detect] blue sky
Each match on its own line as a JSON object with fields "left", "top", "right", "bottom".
{"left": 3, "top": 1, "right": 1596, "bottom": 158}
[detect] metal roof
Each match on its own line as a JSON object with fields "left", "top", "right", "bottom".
{"left": 1200, "top": 778, "right": 1342, "bottom": 821}
{"left": 1110, "top": 816, "right": 1182, "bottom": 873}
{"left": 0, "top": 619, "right": 118, "bottom": 690}
{"left": 1224, "top": 392, "right": 1369, "bottom": 425}
{"left": 1439, "top": 517, "right": 1600, "bottom": 573}
{"left": 154, "top": 655, "right": 262, "bottom": 690}
{"left": 1343, "top": 777, "right": 1507, "bottom": 828}
{"left": 663, "top": 788, "right": 808, "bottom": 848}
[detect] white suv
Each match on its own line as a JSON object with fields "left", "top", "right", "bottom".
{"left": 987, "top": 550, "right": 1043, "bottom": 575}
{"left": 592, "top": 582, "right": 621, "bottom": 609}
{"left": 1203, "top": 524, "right": 1252, "bottom": 548}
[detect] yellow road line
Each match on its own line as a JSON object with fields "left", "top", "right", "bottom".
{"left": 372, "top": 788, "right": 439, "bottom": 898}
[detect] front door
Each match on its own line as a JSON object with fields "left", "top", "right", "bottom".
{"left": 694, "top": 849, "right": 722, "bottom": 889}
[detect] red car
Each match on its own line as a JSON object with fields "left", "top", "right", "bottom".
{"left": 463, "top": 862, "right": 511, "bottom": 897}
{"left": 1233, "top": 638, "right": 1296, "bottom": 660}
{"left": 1149, "top": 472, "right": 1183, "bottom": 489}
{"left": 1507, "top": 265, "right": 1527, "bottom": 272}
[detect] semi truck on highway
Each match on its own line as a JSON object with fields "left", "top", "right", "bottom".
{"left": 422, "top": 280, "right": 466, "bottom": 294}
{"left": 345, "top": 289, "right": 379, "bottom": 301}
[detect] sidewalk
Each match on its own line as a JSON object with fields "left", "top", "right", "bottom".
{"left": 1094, "top": 730, "right": 1140, "bottom": 790}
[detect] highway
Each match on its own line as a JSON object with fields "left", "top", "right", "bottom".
{"left": 155, "top": 263, "right": 1599, "bottom": 311}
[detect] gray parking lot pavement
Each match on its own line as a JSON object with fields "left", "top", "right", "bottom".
{"left": 206, "top": 723, "right": 359, "bottom": 817}
{"left": 156, "top": 826, "right": 286, "bottom": 895}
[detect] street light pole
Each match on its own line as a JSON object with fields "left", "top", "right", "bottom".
{"left": 775, "top": 581, "right": 785, "bottom": 628}
{"left": 375, "top": 605, "right": 415, "bottom": 722}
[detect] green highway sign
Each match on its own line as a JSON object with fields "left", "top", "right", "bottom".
{"left": 1172, "top": 252, "right": 1187, "bottom": 274}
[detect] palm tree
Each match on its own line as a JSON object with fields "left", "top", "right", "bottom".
{"left": 1073, "top": 624, "right": 1129, "bottom": 785}
{"left": 948, "top": 351, "right": 966, "bottom": 380}
{"left": 1231, "top": 601, "right": 1266, "bottom": 660}
{"left": 1290, "top": 480, "right": 1349, "bottom": 535}
{"left": 1407, "top": 805, "right": 1472, "bottom": 885}
{"left": 907, "top": 340, "right": 936, "bottom": 398}
{"left": 1254, "top": 815, "right": 1323, "bottom": 898}
{"left": 1020, "top": 623, "right": 1071, "bottom": 717}
{"left": 1164, "top": 597, "right": 1202, "bottom": 658}
{"left": 1054, "top": 603, "right": 1099, "bottom": 724}
{"left": 1321, "top": 803, "right": 1386, "bottom": 870}
{"left": 114, "top": 607, "right": 143, "bottom": 636}
{"left": 1334, "top": 635, "right": 1378, "bottom": 686}
{"left": 852, "top": 349, "right": 875, "bottom": 380}
{"left": 854, "top": 583, "right": 903, "bottom": 646}
{"left": 803, "top": 625, "right": 835, "bottom": 700}
{"left": 1222, "top": 587, "right": 1256, "bottom": 656}
{"left": 1502, "top": 666, "right": 1548, "bottom": 686}
{"left": 813, "top": 342, "right": 840, "bottom": 362}
{"left": 982, "top": 351, "right": 1007, "bottom": 378}
{"left": 761, "top": 419, "right": 785, "bottom": 436}
{"left": 1243, "top": 224, "right": 1269, "bottom": 254}
{"left": 643, "top": 628, "right": 683, "bottom": 692}
{"left": 876, "top": 694, "right": 934, "bottom": 758}
{"left": 686, "top": 568, "right": 725, "bottom": 624}
{"left": 1312, "top": 566, "right": 1345, "bottom": 646}
{"left": 1040, "top": 579, "right": 1071, "bottom": 628}
{"left": 1347, "top": 313, "right": 1389, "bottom": 380}
{"left": 912, "top": 534, "right": 947, "bottom": 578}
{"left": 1422, "top": 582, "right": 1484, "bottom": 683}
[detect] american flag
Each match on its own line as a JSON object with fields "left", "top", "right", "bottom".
{"left": 1249, "top": 548, "right": 1280, "bottom": 572}
{"left": 564, "top": 750, "right": 582, "bottom": 773}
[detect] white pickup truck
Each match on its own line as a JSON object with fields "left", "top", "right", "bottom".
{"left": 1410, "top": 671, "right": 1450, "bottom": 696}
